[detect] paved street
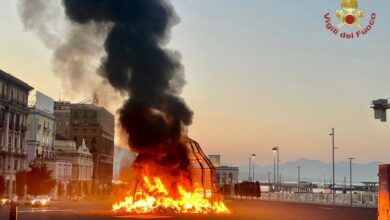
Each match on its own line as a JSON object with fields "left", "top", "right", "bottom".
{"left": 0, "top": 200, "right": 376, "bottom": 220}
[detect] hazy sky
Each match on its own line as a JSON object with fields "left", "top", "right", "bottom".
{"left": 1, "top": 1, "right": 390, "bottom": 166}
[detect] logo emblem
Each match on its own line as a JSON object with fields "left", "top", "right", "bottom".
{"left": 336, "top": 0, "right": 365, "bottom": 28}
{"left": 324, "top": 0, "right": 376, "bottom": 39}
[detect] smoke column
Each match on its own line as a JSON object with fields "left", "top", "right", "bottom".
{"left": 62, "top": 0, "right": 193, "bottom": 181}
{"left": 17, "top": 0, "right": 122, "bottom": 112}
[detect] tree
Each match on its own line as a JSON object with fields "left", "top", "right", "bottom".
{"left": 0, "top": 175, "right": 5, "bottom": 196}
{"left": 27, "top": 163, "right": 56, "bottom": 196}
{"left": 15, "top": 170, "right": 27, "bottom": 198}
{"left": 57, "top": 182, "right": 65, "bottom": 198}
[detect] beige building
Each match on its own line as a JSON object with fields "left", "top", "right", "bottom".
{"left": 44, "top": 157, "right": 72, "bottom": 199}
{"left": 54, "top": 136, "right": 93, "bottom": 199}
{"left": 208, "top": 155, "right": 239, "bottom": 186}
{"left": 26, "top": 92, "right": 56, "bottom": 162}
{"left": 54, "top": 102, "right": 114, "bottom": 195}
{"left": 0, "top": 69, "right": 33, "bottom": 196}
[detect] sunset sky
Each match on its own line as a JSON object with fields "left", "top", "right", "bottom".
{"left": 1, "top": 0, "right": 390, "bottom": 166}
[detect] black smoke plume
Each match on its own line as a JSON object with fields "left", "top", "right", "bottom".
{"left": 63, "top": 0, "right": 193, "bottom": 180}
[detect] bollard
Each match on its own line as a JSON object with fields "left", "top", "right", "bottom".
{"left": 9, "top": 201, "right": 18, "bottom": 220}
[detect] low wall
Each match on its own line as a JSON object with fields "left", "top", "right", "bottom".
{"left": 252, "top": 192, "right": 377, "bottom": 208}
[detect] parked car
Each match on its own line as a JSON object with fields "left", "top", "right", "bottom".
{"left": 0, "top": 197, "right": 10, "bottom": 206}
{"left": 0, "top": 195, "right": 18, "bottom": 206}
{"left": 31, "top": 195, "right": 51, "bottom": 207}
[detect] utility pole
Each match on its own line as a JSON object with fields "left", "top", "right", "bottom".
{"left": 344, "top": 176, "right": 347, "bottom": 193}
{"left": 329, "top": 128, "right": 336, "bottom": 206}
{"left": 252, "top": 154, "right": 256, "bottom": 182}
{"left": 248, "top": 157, "right": 251, "bottom": 181}
{"left": 348, "top": 157, "right": 355, "bottom": 207}
{"left": 268, "top": 171, "right": 271, "bottom": 198}
{"left": 297, "top": 166, "right": 301, "bottom": 203}
{"left": 272, "top": 147, "right": 279, "bottom": 191}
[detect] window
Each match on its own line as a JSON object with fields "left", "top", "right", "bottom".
{"left": 14, "top": 138, "right": 18, "bottom": 148}
{"left": 73, "top": 111, "right": 79, "bottom": 125}
{"left": 228, "top": 173, "right": 233, "bottom": 184}
{"left": 1, "top": 84, "right": 4, "bottom": 98}
{"left": 222, "top": 173, "right": 227, "bottom": 185}
{"left": 8, "top": 136, "right": 12, "bottom": 148}
{"left": 14, "top": 159, "right": 18, "bottom": 170}
{"left": 16, "top": 114, "right": 20, "bottom": 128}
{"left": 9, "top": 113, "right": 14, "bottom": 129}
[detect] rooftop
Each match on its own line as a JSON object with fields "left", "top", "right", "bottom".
{"left": 0, "top": 69, "right": 34, "bottom": 91}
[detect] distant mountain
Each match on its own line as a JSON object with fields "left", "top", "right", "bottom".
{"left": 239, "top": 159, "right": 382, "bottom": 184}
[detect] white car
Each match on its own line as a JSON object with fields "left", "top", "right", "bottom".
{"left": 31, "top": 195, "right": 51, "bottom": 207}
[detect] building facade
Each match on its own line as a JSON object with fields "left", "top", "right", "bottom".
{"left": 26, "top": 92, "right": 56, "bottom": 162}
{"left": 44, "top": 158, "right": 72, "bottom": 200}
{"left": 54, "top": 102, "right": 114, "bottom": 194}
{"left": 208, "top": 155, "right": 239, "bottom": 186}
{"left": 0, "top": 69, "right": 33, "bottom": 196}
{"left": 53, "top": 137, "right": 93, "bottom": 199}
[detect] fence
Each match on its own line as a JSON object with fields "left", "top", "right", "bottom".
{"left": 258, "top": 192, "right": 377, "bottom": 208}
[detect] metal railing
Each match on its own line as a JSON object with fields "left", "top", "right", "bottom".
{"left": 260, "top": 192, "right": 377, "bottom": 208}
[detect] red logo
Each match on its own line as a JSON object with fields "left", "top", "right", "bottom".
{"left": 324, "top": 0, "right": 376, "bottom": 39}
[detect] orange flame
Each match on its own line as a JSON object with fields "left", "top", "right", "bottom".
{"left": 112, "top": 176, "right": 230, "bottom": 214}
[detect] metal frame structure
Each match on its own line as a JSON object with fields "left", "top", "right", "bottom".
{"left": 129, "top": 137, "right": 220, "bottom": 208}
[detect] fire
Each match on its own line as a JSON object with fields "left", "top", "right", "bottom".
{"left": 112, "top": 176, "right": 230, "bottom": 214}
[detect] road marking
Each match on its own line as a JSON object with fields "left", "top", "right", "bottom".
{"left": 115, "top": 215, "right": 173, "bottom": 219}
{"left": 18, "top": 209, "right": 72, "bottom": 213}
{"left": 319, "top": 207, "right": 335, "bottom": 210}
{"left": 318, "top": 207, "right": 373, "bottom": 213}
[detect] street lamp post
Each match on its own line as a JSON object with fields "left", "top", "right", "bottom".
{"left": 251, "top": 154, "right": 256, "bottom": 182}
{"left": 329, "top": 128, "right": 336, "bottom": 206}
{"left": 297, "top": 166, "right": 301, "bottom": 203}
{"left": 248, "top": 157, "right": 251, "bottom": 181}
{"left": 348, "top": 157, "right": 355, "bottom": 207}
{"left": 272, "top": 147, "right": 279, "bottom": 191}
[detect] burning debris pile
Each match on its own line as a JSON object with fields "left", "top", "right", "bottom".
{"left": 108, "top": 138, "right": 232, "bottom": 214}
{"left": 112, "top": 176, "right": 229, "bottom": 214}
{"left": 112, "top": 138, "right": 230, "bottom": 214}
{"left": 58, "top": 0, "right": 229, "bottom": 214}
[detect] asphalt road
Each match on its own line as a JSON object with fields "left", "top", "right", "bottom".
{"left": 0, "top": 200, "right": 377, "bottom": 220}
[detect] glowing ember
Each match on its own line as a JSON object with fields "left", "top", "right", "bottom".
{"left": 112, "top": 176, "right": 230, "bottom": 214}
